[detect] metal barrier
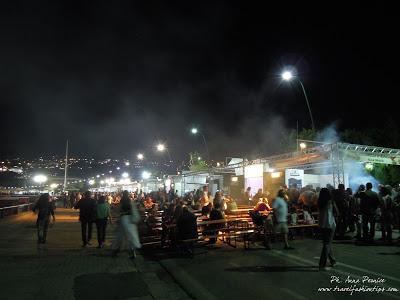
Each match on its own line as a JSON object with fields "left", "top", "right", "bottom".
{"left": 0, "top": 203, "right": 35, "bottom": 219}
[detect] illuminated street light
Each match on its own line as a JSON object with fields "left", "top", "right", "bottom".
{"left": 96, "top": 175, "right": 100, "bottom": 178}
{"left": 216, "top": 162, "right": 221, "bottom": 167}
{"left": 88, "top": 179, "right": 95, "bottom": 185}
{"left": 33, "top": 174, "right": 47, "bottom": 184}
{"left": 198, "top": 156, "right": 201, "bottom": 160}
{"left": 122, "top": 172, "right": 129, "bottom": 178}
{"left": 137, "top": 153, "right": 144, "bottom": 160}
{"left": 142, "top": 171, "right": 151, "bottom": 179}
{"left": 50, "top": 183, "right": 59, "bottom": 189}
{"left": 116, "top": 167, "right": 120, "bottom": 170}
{"left": 299, "top": 142, "right": 307, "bottom": 150}
{"left": 190, "top": 127, "right": 210, "bottom": 161}
{"left": 125, "top": 162, "right": 130, "bottom": 166}
{"left": 156, "top": 143, "right": 172, "bottom": 162}
{"left": 281, "top": 71, "right": 293, "bottom": 81}
{"left": 281, "top": 68, "right": 315, "bottom": 130}
{"left": 365, "top": 163, "right": 374, "bottom": 171}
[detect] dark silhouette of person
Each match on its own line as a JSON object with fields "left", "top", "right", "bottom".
{"left": 74, "top": 191, "right": 97, "bottom": 247}
{"left": 33, "top": 193, "right": 55, "bottom": 244}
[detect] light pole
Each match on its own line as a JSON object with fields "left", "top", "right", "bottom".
{"left": 191, "top": 127, "right": 210, "bottom": 162}
{"left": 281, "top": 70, "right": 315, "bottom": 131}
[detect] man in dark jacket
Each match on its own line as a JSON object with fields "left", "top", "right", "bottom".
{"left": 74, "top": 191, "right": 96, "bottom": 247}
{"left": 360, "top": 182, "right": 380, "bottom": 243}
{"left": 177, "top": 206, "right": 198, "bottom": 255}
{"left": 33, "top": 193, "right": 55, "bottom": 244}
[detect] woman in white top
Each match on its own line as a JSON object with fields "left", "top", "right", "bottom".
{"left": 318, "top": 188, "right": 337, "bottom": 271}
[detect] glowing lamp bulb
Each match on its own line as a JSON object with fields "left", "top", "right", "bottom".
{"left": 282, "top": 71, "right": 293, "bottom": 81}
{"left": 365, "top": 163, "right": 374, "bottom": 171}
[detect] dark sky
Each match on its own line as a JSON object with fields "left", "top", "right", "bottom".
{"left": 1, "top": 2, "right": 398, "bottom": 162}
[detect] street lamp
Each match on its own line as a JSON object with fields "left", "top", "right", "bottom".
{"left": 33, "top": 174, "right": 47, "bottom": 184}
{"left": 137, "top": 153, "right": 144, "bottom": 160}
{"left": 281, "top": 70, "right": 315, "bottom": 130}
{"left": 190, "top": 127, "right": 210, "bottom": 161}
{"left": 299, "top": 142, "right": 307, "bottom": 150}
{"left": 142, "top": 171, "right": 151, "bottom": 179}
{"left": 156, "top": 143, "right": 172, "bottom": 162}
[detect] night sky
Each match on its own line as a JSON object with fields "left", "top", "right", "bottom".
{"left": 1, "top": 2, "right": 398, "bottom": 162}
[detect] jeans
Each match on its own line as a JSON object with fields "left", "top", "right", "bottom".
{"left": 96, "top": 218, "right": 108, "bottom": 246}
{"left": 37, "top": 217, "right": 50, "bottom": 243}
{"left": 81, "top": 220, "right": 93, "bottom": 245}
{"left": 319, "top": 226, "right": 336, "bottom": 268}
{"left": 362, "top": 213, "right": 376, "bottom": 241}
{"left": 381, "top": 213, "right": 393, "bottom": 241}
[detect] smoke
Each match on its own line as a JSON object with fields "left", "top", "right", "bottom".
{"left": 311, "top": 123, "right": 381, "bottom": 190}
{"left": 317, "top": 123, "right": 340, "bottom": 144}
{"left": 345, "top": 161, "right": 380, "bottom": 192}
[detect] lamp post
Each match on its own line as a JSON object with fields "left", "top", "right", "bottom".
{"left": 191, "top": 127, "right": 210, "bottom": 162}
{"left": 281, "top": 70, "right": 315, "bottom": 131}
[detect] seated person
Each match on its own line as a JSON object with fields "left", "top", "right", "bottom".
{"left": 201, "top": 202, "right": 212, "bottom": 217}
{"left": 250, "top": 196, "right": 272, "bottom": 226}
{"left": 225, "top": 196, "right": 238, "bottom": 212}
{"left": 144, "top": 196, "right": 154, "bottom": 210}
{"left": 207, "top": 202, "right": 226, "bottom": 244}
{"left": 254, "top": 196, "right": 272, "bottom": 213}
{"left": 177, "top": 206, "right": 198, "bottom": 243}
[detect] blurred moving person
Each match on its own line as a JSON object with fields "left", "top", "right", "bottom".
{"left": 33, "top": 193, "right": 55, "bottom": 244}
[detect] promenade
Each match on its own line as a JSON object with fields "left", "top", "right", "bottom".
{"left": 1, "top": 207, "right": 400, "bottom": 300}
{"left": 0, "top": 208, "right": 190, "bottom": 300}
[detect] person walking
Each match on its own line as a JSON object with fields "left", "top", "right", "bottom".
{"left": 33, "top": 193, "right": 55, "bottom": 244}
{"left": 271, "top": 189, "right": 294, "bottom": 250}
{"left": 74, "top": 191, "right": 97, "bottom": 247}
{"left": 96, "top": 195, "right": 112, "bottom": 248}
{"left": 111, "top": 191, "right": 141, "bottom": 258}
{"left": 318, "top": 188, "right": 337, "bottom": 271}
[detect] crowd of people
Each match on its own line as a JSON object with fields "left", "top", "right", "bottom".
{"left": 32, "top": 181, "right": 400, "bottom": 264}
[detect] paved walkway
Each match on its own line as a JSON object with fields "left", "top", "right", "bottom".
{"left": 0, "top": 208, "right": 190, "bottom": 300}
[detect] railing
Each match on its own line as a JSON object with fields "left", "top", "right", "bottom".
{"left": 0, "top": 203, "right": 35, "bottom": 219}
